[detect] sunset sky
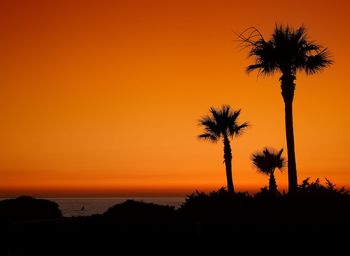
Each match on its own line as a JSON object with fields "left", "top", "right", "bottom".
{"left": 1, "top": 0, "right": 349, "bottom": 197}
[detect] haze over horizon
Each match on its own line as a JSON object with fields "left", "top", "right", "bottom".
{"left": 1, "top": 0, "right": 349, "bottom": 197}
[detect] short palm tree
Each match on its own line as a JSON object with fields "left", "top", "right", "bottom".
{"left": 239, "top": 25, "right": 332, "bottom": 193}
{"left": 251, "top": 148, "right": 285, "bottom": 194}
{"left": 198, "top": 105, "right": 248, "bottom": 194}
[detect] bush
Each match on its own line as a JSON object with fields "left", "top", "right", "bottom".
{"left": 0, "top": 196, "right": 62, "bottom": 221}
{"left": 179, "top": 187, "right": 253, "bottom": 222}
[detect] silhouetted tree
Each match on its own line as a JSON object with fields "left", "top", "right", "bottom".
{"left": 198, "top": 105, "right": 248, "bottom": 194}
{"left": 239, "top": 25, "right": 332, "bottom": 193}
{"left": 0, "top": 196, "right": 62, "bottom": 221}
{"left": 251, "top": 148, "right": 285, "bottom": 194}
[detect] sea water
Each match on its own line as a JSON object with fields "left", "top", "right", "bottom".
{"left": 47, "top": 197, "right": 185, "bottom": 217}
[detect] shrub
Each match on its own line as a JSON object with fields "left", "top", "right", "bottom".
{"left": 0, "top": 196, "right": 62, "bottom": 221}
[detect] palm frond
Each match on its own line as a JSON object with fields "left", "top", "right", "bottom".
{"left": 230, "top": 109, "right": 241, "bottom": 121}
{"left": 236, "top": 26, "right": 265, "bottom": 48}
{"left": 234, "top": 122, "right": 249, "bottom": 136}
{"left": 251, "top": 147, "right": 286, "bottom": 175}
{"left": 304, "top": 48, "right": 333, "bottom": 74}
{"left": 303, "top": 41, "right": 321, "bottom": 52}
{"left": 198, "top": 133, "right": 219, "bottom": 143}
{"left": 246, "top": 64, "right": 263, "bottom": 73}
{"left": 198, "top": 116, "right": 221, "bottom": 137}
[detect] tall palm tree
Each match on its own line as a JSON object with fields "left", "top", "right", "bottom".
{"left": 198, "top": 105, "right": 248, "bottom": 194}
{"left": 251, "top": 148, "right": 285, "bottom": 194}
{"left": 239, "top": 25, "right": 332, "bottom": 193}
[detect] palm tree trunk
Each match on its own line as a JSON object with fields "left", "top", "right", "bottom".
{"left": 223, "top": 136, "right": 234, "bottom": 194}
{"left": 281, "top": 72, "right": 298, "bottom": 193}
{"left": 269, "top": 173, "right": 277, "bottom": 194}
{"left": 284, "top": 100, "right": 298, "bottom": 193}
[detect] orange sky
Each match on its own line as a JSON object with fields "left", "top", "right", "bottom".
{"left": 1, "top": 0, "right": 349, "bottom": 197}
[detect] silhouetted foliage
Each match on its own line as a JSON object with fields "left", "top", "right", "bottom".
{"left": 102, "top": 200, "right": 177, "bottom": 236}
{"left": 251, "top": 147, "right": 285, "bottom": 194}
{"left": 180, "top": 187, "right": 251, "bottom": 212}
{"left": 179, "top": 188, "right": 253, "bottom": 237}
{"left": 254, "top": 186, "right": 283, "bottom": 199}
{"left": 239, "top": 25, "right": 333, "bottom": 193}
{"left": 198, "top": 105, "right": 248, "bottom": 193}
{"left": 0, "top": 196, "right": 62, "bottom": 221}
{"left": 296, "top": 178, "right": 350, "bottom": 202}
{"left": 2, "top": 189, "right": 350, "bottom": 255}
{"left": 104, "top": 199, "right": 175, "bottom": 219}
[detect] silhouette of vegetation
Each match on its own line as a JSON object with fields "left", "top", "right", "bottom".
{"left": 239, "top": 25, "right": 333, "bottom": 193}
{"left": 0, "top": 196, "right": 62, "bottom": 221}
{"left": 297, "top": 177, "right": 350, "bottom": 202}
{"left": 1, "top": 187, "right": 350, "bottom": 255}
{"left": 179, "top": 183, "right": 350, "bottom": 246}
{"left": 251, "top": 148, "right": 285, "bottom": 195}
{"left": 100, "top": 200, "right": 177, "bottom": 236}
{"left": 180, "top": 188, "right": 254, "bottom": 216}
{"left": 104, "top": 199, "right": 175, "bottom": 217}
{"left": 180, "top": 187, "right": 251, "bottom": 216}
{"left": 198, "top": 105, "right": 248, "bottom": 193}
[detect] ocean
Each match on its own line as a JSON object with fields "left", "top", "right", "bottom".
{"left": 47, "top": 197, "right": 185, "bottom": 217}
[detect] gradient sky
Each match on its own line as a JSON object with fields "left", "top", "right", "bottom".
{"left": 1, "top": 0, "right": 349, "bottom": 196}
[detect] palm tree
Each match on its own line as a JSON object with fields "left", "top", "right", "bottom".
{"left": 198, "top": 105, "right": 248, "bottom": 194}
{"left": 239, "top": 25, "right": 332, "bottom": 193}
{"left": 251, "top": 148, "right": 286, "bottom": 194}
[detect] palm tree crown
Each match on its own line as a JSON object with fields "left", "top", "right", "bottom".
{"left": 241, "top": 25, "right": 332, "bottom": 76}
{"left": 251, "top": 148, "right": 285, "bottom": 174}
{"left": 198, "top": 105, "right": 248, "bottom": 142}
